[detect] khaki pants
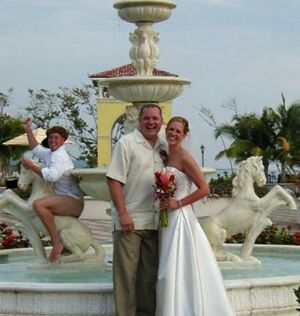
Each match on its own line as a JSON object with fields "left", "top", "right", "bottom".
{"left": 113, "top": 230, "right": 158, "bottom": 316}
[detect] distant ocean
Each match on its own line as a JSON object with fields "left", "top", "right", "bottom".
{"left": 211, "top": 167, "right": 282, "bottom": 184}
{"left": 209, "top": 168, "right": 236, "bottom": 180}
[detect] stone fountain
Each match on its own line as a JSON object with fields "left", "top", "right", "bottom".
{"left": 73, "top": 0, "right": 191, "bottom": 201}
{"left": 0, "top": 1, "right": 300, "bottom": 315}
{"left": 108, "top": 0, "right": 190, "bottom": 103}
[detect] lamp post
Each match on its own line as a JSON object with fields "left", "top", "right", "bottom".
{"left": 200, "top": 144, "right": 205, "bottom": 167}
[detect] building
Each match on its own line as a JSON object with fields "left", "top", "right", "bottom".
{"left": 89, "top": 64, "right": 176, "bottom": 166}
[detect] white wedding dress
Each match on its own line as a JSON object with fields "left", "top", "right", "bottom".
{"left": 156, "top": 167, "right": 235, "bottom": 316}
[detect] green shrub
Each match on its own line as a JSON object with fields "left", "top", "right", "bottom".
{"left": 209, "top": 173, "right": 274, "bottom": 198}
{"left": 226, "top": 223, "right": 298, "bottom": 245}
{"left": 209, "top": 173, "right": 235, "bottom": 197}
{"left": 293, "top": 286, "right": 300, "bottom": 312}
{"left": 0, "top": 222, "right": 51, "bottom": 249}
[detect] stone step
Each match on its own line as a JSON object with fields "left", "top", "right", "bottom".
{"left": 270, "top": 208, "right": 299, "bottom": 222}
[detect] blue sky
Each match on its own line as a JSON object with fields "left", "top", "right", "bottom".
{"left": 1, "top": 0, "right": 299, "bottom": 169}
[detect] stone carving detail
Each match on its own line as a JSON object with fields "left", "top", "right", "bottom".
{"left": 0, "top": 162, "right": 105, "bottom": 266}
{"left": 103, "top": 1, "right": 190, "bottom": 104}
{"left": 201, "top": 156, "right": 297, "bottom": 264}
{"left": 124, "top": 105, "right": 140, "bottom": 134}
{"left": 129, "top": 24, "right": 160, "bottom": 75}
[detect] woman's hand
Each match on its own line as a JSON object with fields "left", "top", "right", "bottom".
{"left": 21, "top": 157, "right": 43, "bottom": 177}
{"left": 23, "top": 117, "right": 32, "bottom": 130}
{"left": 159, "top": 198, "right": 182, "bottom": 210}
{"left": 21, "top": 157, "right": 35, "bottom": 170}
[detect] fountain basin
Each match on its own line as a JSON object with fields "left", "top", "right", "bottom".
{"left": 114, "top": 0, "right": 176, "bottom": 23}
{"left": 0, "top": 245, "right": 113, "bottom": 316}
{"left": 72, "top": 166, "right": 215, "bottom": 202}
{"left": 72, "top": 167, "right": 110, "bottom": 202}
{"left": 1, "top": 244, "right": 300, "bottom": 316}
{"left": 103, "top": 76, "right": 191, "bottom": 103}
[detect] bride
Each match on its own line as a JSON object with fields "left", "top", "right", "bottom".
{"left": 156, "top": 116, "right": 235, "bottom": 316}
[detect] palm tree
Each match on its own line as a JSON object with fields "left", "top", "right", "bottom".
{"left": 271, "top": 95, "right": 300, "bottom": 181}
{"left": 214, "top": 112, "right": 276, "bottom": 175}
{"left": 214, "top": 96, "right": 300, "bottom": 181}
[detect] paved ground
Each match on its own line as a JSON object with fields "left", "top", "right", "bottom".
{"left": 79, "top": 199, "right": 113, "bottom": 244}
{"left": 271, "top": 206, "right": 300, "bottom": 231}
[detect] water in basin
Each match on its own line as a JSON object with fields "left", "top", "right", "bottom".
{"left": 221, "top": 251, "right": 300, "bottom": 280}
{"left": 0, "top": 251, "right": 112, "bottom": 283}
{"left": 1, "top": 248, "right": 300, "bottom": 283}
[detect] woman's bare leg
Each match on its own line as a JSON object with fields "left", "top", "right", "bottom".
{"left": 32, "top": 195, "right": 84, "bottom": 262}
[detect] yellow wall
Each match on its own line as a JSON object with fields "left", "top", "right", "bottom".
{"left": 97, "top": 97, "right": 172, "bottom": 166}
{"left": 97, "top": 98, "right": 128, "bottom": 166}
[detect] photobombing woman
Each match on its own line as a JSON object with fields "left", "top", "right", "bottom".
{"left": 21, "top": 117, "right": 84, "bottom": 262}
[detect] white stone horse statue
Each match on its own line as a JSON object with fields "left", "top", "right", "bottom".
{"left": 201, "top": 156, "right": 297, "bottom": 263}
{"left": 0, "top": 162, "right": 105, "bottom": 266}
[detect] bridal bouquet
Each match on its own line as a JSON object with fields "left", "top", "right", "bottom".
{"left": 154, "top": 169, "right": 176, "bottom": 227}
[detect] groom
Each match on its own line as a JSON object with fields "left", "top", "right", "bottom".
{"left": 106, "top": 103, "right": 167, "bottom": 316}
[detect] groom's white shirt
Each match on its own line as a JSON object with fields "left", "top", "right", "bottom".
{"left": 107, "top": 128, "right": 167, "bottom": 231}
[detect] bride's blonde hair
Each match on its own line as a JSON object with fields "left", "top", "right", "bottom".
{"left": 167, "top": 116, "right": 190, "bottom": 135}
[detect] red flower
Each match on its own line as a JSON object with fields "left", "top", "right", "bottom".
{"left": 4, "top": 228, "right": 13, "bottom": 236}
{"left": 154, "top": 169, "right": 176, "bottom": 227}
{"left": 293, "top": 231, "right": 300, "bottom": 245}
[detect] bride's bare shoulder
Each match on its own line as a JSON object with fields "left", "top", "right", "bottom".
{"left": 181, "top": 148, "right": 196, "bottom": 163}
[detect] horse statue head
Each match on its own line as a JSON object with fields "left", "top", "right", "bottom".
{"left": 18, "top": 161, "right": 53, "bottom": 204}
{"left": 202, "top": 155, "right": 296, "bottom": 263}
{"left": 232, "top": 156, "right": 266, "bottom": 197}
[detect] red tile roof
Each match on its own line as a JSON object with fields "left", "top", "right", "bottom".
{"left": 89, "top": 64, "right": 178, "bottom": 79}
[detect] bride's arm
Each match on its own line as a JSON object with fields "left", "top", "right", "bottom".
{"left": 179, "top": 155, "right": 210, "bottom": 208}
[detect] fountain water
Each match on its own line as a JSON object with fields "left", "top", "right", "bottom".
{"left": 0, "top": 1, "right": 300, "bottom": 315}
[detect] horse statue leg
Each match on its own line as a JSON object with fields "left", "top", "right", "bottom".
{"left": 241, "top": 185, "right": 296, "bottom": 260}
{"left": 56, "top": 239, "right": 105, "bottom": 265}
{"left": 53, "top": 216, "right": 105, "bottom": 265}
{"left": 240, "top": 212, "right": 273, "bottom": 261}
{"left": 0, "top": 189, "right": 27, "bottom": 212}
{"left": 261, "top": 185, "right": 297, "bottom": 211}
{"left": 15, "top": 222, "right": 49, "bottom": 263}
{"left": 202, "top": 217, "right": 243, "bottom": 262}
{"left": 0, "top": 189, "right": 49, "bottom": 263}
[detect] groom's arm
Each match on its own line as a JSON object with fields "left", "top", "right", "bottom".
{"left": 106, "top": 177, "right": 135, "bottom": 233}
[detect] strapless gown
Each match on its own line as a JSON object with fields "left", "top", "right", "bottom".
{"left": 156, "top": 167, "right": 235, "bottom": 316}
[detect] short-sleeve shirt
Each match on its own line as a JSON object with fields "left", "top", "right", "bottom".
{"left": 32, "top": 144, "right": 84, "bottom": 201}
{"left": 106, "top": 129, "right": 167, "bottom": 230}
